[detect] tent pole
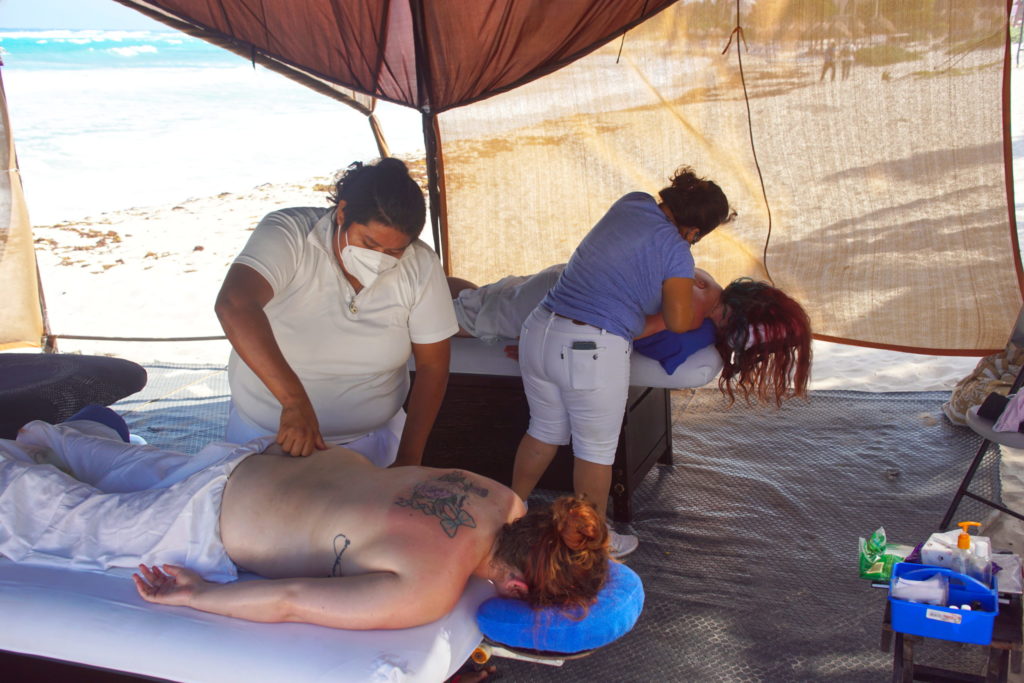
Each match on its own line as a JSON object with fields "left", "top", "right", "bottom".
{"left": 409, "top": 0, "right": 444, "bottom": 262}
{"left": 1006, "top": 0, "right": 1024, "bottom": 295}
{"left": 368, "top": 112, "right": 391, "bottom": 159}
{"left": 35, "top": 256, "right": 57, "bottom": 353}
{"left": 421, "top": 112, "right": 443, "bottom": 262}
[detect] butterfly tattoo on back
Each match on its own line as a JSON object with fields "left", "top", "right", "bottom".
{"left": 394, "top": 471, "right": 490, "bottom": 538}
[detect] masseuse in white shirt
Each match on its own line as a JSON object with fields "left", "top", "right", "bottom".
{"left": 215, "top": 159, "right": 458, "bottom": 465}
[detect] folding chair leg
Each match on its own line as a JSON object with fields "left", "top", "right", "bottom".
{"left": 941, "top": 438, "right": 996, "bottom": 530}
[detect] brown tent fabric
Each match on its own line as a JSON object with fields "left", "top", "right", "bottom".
{"left": 109, "top": 0, "right": 1023, "bottom": 353}
{"left": 0, "top": 66, "right": 44, "bottom": 350}
{"left": 112, "top": 0, "right": 675, "bottom": 111}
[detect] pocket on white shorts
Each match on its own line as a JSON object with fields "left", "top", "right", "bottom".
{"left": 568, "top": 345, "right": 607, "bottom": 391}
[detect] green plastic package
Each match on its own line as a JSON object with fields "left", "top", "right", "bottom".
{"left": 858, "top": 527, "right": 911, "bottom": 581}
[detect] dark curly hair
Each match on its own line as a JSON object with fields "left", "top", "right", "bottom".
{"left": 659, "top": 166, "right": 736, "bottom": 239}
{"left": 493, "top": 496, "right": 610, "bottom": 613}
{"left": 328, "top": 158, "right": 426, "bottom": 239}
{"left": 715, "top": 278, "right": 812, "bottom": 407}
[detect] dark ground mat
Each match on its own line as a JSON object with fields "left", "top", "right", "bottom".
{"left": 115, "top": 362, "right": 230, "bottom": 454}
{"left": 112, "top": 368, "right": 999, "bottom": 682}
{"left": 495, "top": 389, "right": 992, "bottom": 682}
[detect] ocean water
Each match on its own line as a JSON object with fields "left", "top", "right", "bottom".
{"left": 0, "top": 29, "right": 422, "bottom": 224}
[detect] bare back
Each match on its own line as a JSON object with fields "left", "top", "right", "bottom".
{"left": 220, "top": 445, "right": 523, "bottom": 584}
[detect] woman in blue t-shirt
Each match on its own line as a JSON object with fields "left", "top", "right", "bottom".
{"left": 511, "top": 167, "right": 735, "bottom": 558}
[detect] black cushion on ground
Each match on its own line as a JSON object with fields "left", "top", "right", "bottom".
{"left": 0, "top": 354, "right": 147, "bottom": 439}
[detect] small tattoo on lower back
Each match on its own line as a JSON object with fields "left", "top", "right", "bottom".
{"left": 330, "top": 533, "right": 350, "bottom": 577}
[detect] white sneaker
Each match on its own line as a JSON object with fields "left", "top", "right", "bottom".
{"left": 609, "top": 530, "right": 639, "bottom": 559}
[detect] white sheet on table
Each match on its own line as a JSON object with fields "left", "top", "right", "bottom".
{"left": 436, "top": 336, "right": 723, "bottom": 390}
{"left": 0, "top": 559, "right": 492, "bottom": 682}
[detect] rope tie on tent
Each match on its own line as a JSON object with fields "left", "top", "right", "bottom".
{"left": 721, "top": 4, "right": 775, "bottom": 286}
{"left": 720, "top": 26, "right": 745, "bottom": 56}
{"left": 615, "top": 0, "right": 650, "bottom": 64}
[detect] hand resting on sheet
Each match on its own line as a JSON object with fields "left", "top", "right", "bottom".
{"left": 134, "top": 564, "right": 204, "bottom": 607}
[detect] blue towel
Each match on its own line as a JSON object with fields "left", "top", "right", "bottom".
{"left": 633, "top": 318, "right": 717, "bottom": 374}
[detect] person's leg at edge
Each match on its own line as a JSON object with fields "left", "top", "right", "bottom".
{"left": 511, "top": 433, "right": 559, "bottom": 501}
{"left": 562, "top": 330, "right": 636, "bottom": 557}
{"left": 0, "top": 436, "right": 250, "bottom": 580}
{"left": 16, "top": 417, "right": 197, "bottom": 492}
{"left": 17, "top": 413, "right": 272, "bottom": 494}
{"left": 572, "top": 447, "right": 636, "bottom": 558}
{"left": 573, "top": 457, "right": 612, "bottom": 519}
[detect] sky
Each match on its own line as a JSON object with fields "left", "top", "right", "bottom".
{"left": 0, "top": 0, "right": 163, "bottom": 29}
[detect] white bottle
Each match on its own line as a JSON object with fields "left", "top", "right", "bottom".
{"left": 951, "top": 521, "right": 993, "bottom": 587}
{"left": 922, "top": 522, "right": 991, "bottom": 578}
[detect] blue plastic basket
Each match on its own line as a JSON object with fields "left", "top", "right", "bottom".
{"left": 888, "top": 563, "right": 998, "bottom": 645}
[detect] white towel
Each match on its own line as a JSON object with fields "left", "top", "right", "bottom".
{"left": 0, "top": 421, "right": 269, "bottom": 581}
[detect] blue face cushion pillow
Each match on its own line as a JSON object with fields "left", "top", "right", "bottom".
{"left": 65, "top": 404, "right": 131, "bottom": 443}
{"left": 476, "top": 560, "right": 644, "bottom": 653}
{"left": 633, "top": 318, "right": 717, "bottom": 375}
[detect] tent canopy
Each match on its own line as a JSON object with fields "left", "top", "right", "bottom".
{"left": 112, "top": 0, "right": 676, "bottom": 112}
{"left": 41, "top": 1, "right": 1024, "bottom": 352}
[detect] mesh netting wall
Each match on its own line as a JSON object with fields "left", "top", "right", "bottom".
{"left": 437, "top": 0, "right": 1021, "bottom": 352}
{"left": 0, "top": 68, "right": 43, "bottom": 350}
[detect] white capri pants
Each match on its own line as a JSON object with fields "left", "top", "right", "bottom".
{"left": 518, "top": 306, "right": 631, "bottom": 465}
{"left": 0, "top": 419, "right": 271, "bottom": 582}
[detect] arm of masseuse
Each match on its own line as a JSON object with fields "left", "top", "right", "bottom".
{"left": 660, "top": 276, "right": 701, "bottom": 334}
{"left": 395, "top": 338, "right": 451, "bottom": 467}
{"left": 639, "top": 268, "right": 718, "bottom": 339}
{"left": 215, "top": 263, "right": 326, "bottom": 457}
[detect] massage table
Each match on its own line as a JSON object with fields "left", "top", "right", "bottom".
{"left": 413, "top": 337, "right": 723, "bottom": 522}
{"left": 0, "top": 559, "right": 494, "bottom": 682}
{"left": 0, "top": 339, "right": 709, "bottom": 679}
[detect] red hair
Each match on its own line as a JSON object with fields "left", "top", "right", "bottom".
{"left": 494, "top": 496, "right": 610, "bottom": 611}
{"left": 715, "top": 278, "right": 812, "bottom": 406}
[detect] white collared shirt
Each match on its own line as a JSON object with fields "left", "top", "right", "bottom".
{"left": 228, "top": 207, "right": 457, "bottom": 443}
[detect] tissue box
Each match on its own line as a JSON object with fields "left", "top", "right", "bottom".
{"left": 921, "top": 530, "right": 990, "bottom": 569}
{"left": 889, "top": 563, "right": 998, "bottom": 645}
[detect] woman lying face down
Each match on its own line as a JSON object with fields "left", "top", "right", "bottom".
{"left": 447, "top": 265, "right": 812, "bottom": 406}
{"left": 448, "top": 265, "right": 720, "bottom": 340}
{"left": 2, "top": 416, "right": 611, "bottom": 631}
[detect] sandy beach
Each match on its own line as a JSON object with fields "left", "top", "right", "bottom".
{"left": 29, "top": 174, "right": 335, "bottom": 367}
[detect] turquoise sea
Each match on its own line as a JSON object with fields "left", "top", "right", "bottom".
{"left": 0, "top": 29, "right": 420, "bottom": 224}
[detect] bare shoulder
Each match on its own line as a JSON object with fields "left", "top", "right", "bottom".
{"left": 392, "top": 469, "right": 518, "bottom": 539}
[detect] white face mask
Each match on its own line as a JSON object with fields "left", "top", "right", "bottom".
{"left": 337, "top": 227, "right": 400, "bottom": 288}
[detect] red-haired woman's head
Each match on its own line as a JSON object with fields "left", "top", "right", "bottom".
{"left": 493, "top": 496, "right": 610, "bottom": 611}
{"left": 715, "top": 278, "right": 812, "bottom": 407}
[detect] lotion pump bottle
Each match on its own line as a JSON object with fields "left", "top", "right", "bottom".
{"left": 953, "top": 521, "right": 992, "bottom": 587}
